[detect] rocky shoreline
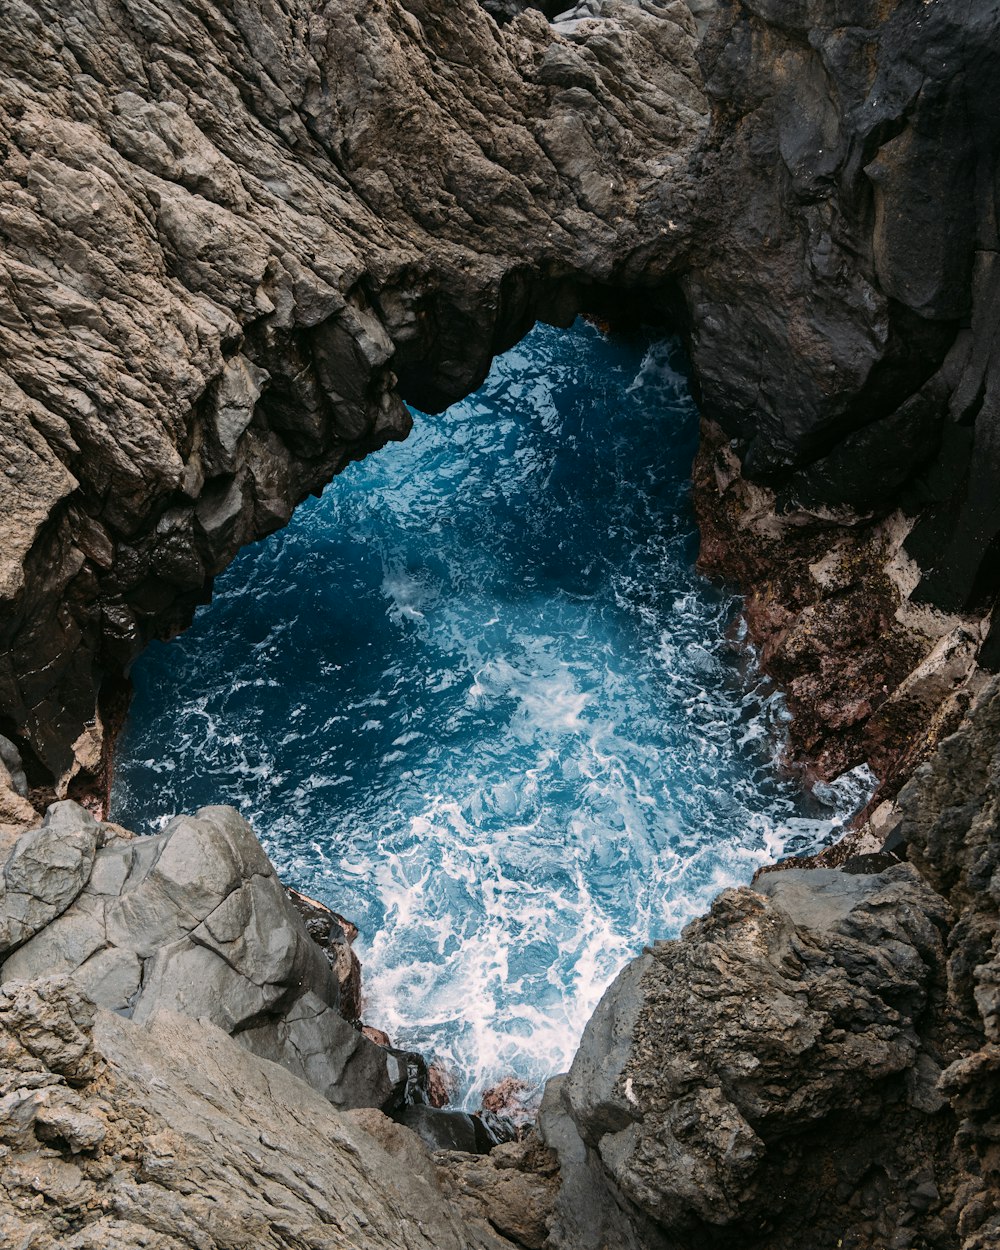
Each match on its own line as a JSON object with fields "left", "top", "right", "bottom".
{"left": 1, "top": 0, "right": 999, "bottom": 1248}
{"left": 3, "top": 689, "right": 999, "bottom": 1248}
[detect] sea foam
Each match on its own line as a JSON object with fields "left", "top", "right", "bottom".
{"left": 113, "top": 320, "right": 873, "bottom": 1104}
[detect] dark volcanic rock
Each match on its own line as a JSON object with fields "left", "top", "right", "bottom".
{"left": 688, "top": 1, "right": 999, "bottom": 508}
{"left": 898, "top": 678, "right": 1000, "bottom": 1250}
{"left": 684, "top": 0, "right": 1000, "bottom": 804}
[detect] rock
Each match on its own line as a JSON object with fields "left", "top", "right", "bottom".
{"left": 684, "top": 0, "right": 1000, "bottom": 809}
{"left": 0, "top": 0, "right": 994, "bottom": 856}
{"left": 0, "top": 735, "right": 28, "bottom": 797}
{"left": 0, "top": 801, "right": 99, "bottom": 955}
{"left": 480, "top": 1075, "right": 540, "bottom": 1129}
{"left": 0, "top": 803, "right": 405, "bottom": 1110}
{"left": 434, "top": 1133, "right": 561, "bottom": 1249}
{"left": 394, "top": 1105, "right": 518, "bottom": 1156}
{"left": 693, "top": 425, "right": 989, "bottom": 802}
{"left": 897, "top": 677, "right": 1000, "bottom": 1249}
{"left": 543, "top": 863, "right": 966, "bottom": 1248}
{"left": 396, "top": 1105, "right": 483, "bottom": 1154}
{"left": 0, "top": 974, "right": 522, "bottom": 1249}
{"left": 479, "top": 0, "right": 564, "bottom": 24}
{"left": 0, "top": 0, "right": 706, "bottom": 796}
{"left": 286, "top": 885, "right": 363, "bottom": 1022}
{"left": 539, "top": 1076, "right": 662, "bottom": 1250}
{"left": 427, "top": 1063, "right": 456, "bottom": 1108}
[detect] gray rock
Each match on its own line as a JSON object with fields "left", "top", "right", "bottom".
{"left": 752, "top": 864, "right": 892, "bottom": 931}
{"left": 0, "top": 801, "right": 99, "bottom": 956}
{"left": 1, "top": 805, "right": 405, "bottom": 1110}
{"left": 545, "top": 863, "right": 960, "bottom": 1248}
{"left": 0, "top": 736, "right": 28, "bottom": 797}
{"left": 0, "top": 975, "right": 519, "bottom": 1249}
{"left": 539, "top": 1075, "right": 668, "bottom": 1250}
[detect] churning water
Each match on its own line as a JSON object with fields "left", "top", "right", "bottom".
{"left": 112, "top": 320, "right": 871, "bottom": 1105}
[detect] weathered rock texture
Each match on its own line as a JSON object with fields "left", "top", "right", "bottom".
{"left": 0, "top": 0, "right": 706, "bottom": 803}
{"left": 5, "top": 696, "right": 1000, "bottom": 1249}
{"left": 1, "top": 0, "right": 996, "bottom": 824}
{"left": 688, "top": 0, "right": 1000, "bottom": 540}
{"left": 686, "top": 0, "right": 1000, "bottom": 799}
{"left": 0, "top": 0, "right": 995, "bottom": 831}
{"left": 541, "top": 678, "right": 1000, "bottom": 1250}
{"left": 694, "top": 428, "right": 990, "bottom": 805}
{"left": 2, "top": 0, "right": 1000, "bottom": 1246}
{"left": 0, "top": 976, "right": 525, "bottom": 1249}
{"left": 0, "top": 801, "right": 414, "bottom": 1111}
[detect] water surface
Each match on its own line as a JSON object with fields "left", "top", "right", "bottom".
{"left": 113, "top": 320, "right": 869, "bottom": 1103}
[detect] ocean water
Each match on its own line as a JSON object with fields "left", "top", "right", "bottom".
{"left": 112, "top": 320, "right": 872, "bottom": 1105}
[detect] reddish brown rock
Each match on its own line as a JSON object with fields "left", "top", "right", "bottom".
{"left": 428, "top": 1065, "right": 456, "bottom": 1109}
{"left": 693, "top": 419, "right": 989, "bottom": 812}
{"left": 480, "top": 1076, "right": 541, "bottom": 1130}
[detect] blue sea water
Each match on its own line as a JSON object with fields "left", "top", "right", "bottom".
{"left": 112, "top": 320, "right": 871, "bottom": 1105}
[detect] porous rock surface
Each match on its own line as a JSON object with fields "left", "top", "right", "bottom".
{"left": 541, "top": 680, "right": 1000, "bottom": 1249}
{"left": 0, "top": 801, "right": 410, "bottom": 1111}
{"left": 0, "top": 976, "right": 522, "bottom": 1249}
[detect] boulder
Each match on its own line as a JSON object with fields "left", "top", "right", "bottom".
{"left": 542, "top": 863, "right": 960, "bottom": 1247}
{"left": 0, "top": 804, "right": 406, "bottom": 1110}
{"left": 0, "top": 801, "right": 99, "bottom": 956}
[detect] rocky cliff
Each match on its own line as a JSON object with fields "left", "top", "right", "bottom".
{"left": 540, "top": 676, "right": 1000, "bottom": 1250}
{"left": 3, "top": 694, "right": 998, "bottom": 1249}
{"left": 0, "top": 802, "right": 557, "bottom": 1249}
{"left": 0, "top": 0, "right": 705, "bottom": 804}
{"left": 2, "top": 0, "right": 997, "bottom": 822}
{"left": 687, "top": 0, "right": 1000, "bottom": 801}
{"left": 1, "top": 1, "right": 1000, "bottom": 1249}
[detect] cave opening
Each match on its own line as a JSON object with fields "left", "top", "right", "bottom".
{"left": 110, "top": 317, "right": 872, "bottom": 1105}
